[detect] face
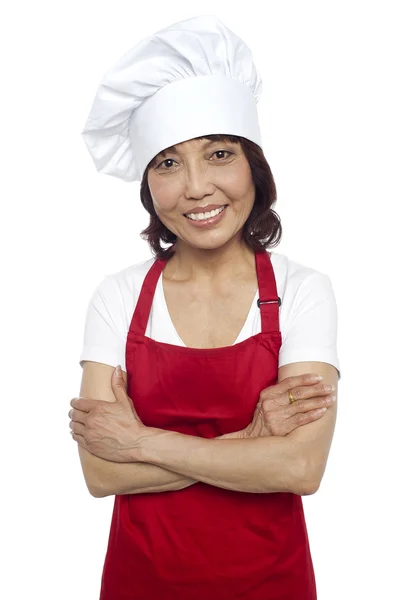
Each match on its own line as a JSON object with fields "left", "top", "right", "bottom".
{"left": 146, "top": 136, "right": 256, "bottom": 250}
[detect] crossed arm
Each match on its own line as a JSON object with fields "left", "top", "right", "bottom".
{"left": 80, "top": 432, "right": 303, "bottom": 497}
{"left": 77, "top": 361, "right": 337, "bottom": 498}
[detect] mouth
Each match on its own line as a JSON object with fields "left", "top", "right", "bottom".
{"left": 183, "top": 204, "right": 228, "bottom": 228}
{"left": 184, "top": 205, "right": 228, "bottom": 221}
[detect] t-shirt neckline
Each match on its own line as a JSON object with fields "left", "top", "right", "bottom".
{"left": 158, "top": 273, "right": 259, "bottom": 348}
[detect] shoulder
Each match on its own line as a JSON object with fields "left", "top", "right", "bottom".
{"left": 91, "top": 256, "right": 157, "bottom": 305}
{"left": 79, "top": 256, "right": 157, "bottom": 371}
{"left": 107, "top": 255, "right": 157, "bottom": 288}
{"left": 270, "top": 251, "right": 340, "bottom": 378}
{"left": 270, "top": 250, "right": 335, "bottom": 308}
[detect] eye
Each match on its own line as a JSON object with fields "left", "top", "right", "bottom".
{"left": 155, "top": 158, "right": 177, "bottom": 170}
{"left": 154, "top": 150, "right": 232, "bottom": 170}
{"left": 212, "top": 150, "right": 233, "bottom": 160}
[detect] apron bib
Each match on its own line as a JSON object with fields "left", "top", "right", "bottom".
{"left": 99, "top": 250, "right": 317, "bottom": 599}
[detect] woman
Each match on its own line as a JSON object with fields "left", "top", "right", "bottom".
{"left": 70, "top": 15, "right": 340, "bottom": 599}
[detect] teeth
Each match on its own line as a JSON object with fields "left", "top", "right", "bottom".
{"left": 186, "top": 206, "right": 225, "bottom": 221}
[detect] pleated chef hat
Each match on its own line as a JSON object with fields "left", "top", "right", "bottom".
{"left": 81, "top": 15, "right": 263, "bottom": 183}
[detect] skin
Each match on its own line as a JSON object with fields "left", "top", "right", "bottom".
{"left": 69, "top": 368, "right": 335, "bottom": 495}
{"left": 147, "top": 136, "right": 257, "bottom": 282}
{"left": 70, "top": 369, "right": 334, "bottom": 463}
{"left": 70, "top": 135, "right": 338, "bottom": 497}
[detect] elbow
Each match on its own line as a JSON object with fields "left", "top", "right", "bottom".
{"left": 84, "top": 480, "right": 105, "bottom": 498}
{"left": 88, "top": 480, "right": 112, "bottom": 498}
{"left": 77, "top": 447, "right": 111, "bottom": 498}
{"left": 296, "top": 457, "right": 321, "bottom": 496}
{"left": 300, "top": 481, "right": 320, "bottom": 496}
{"left": 82, "top": 475, "right": 110, "bottom": 498}
{"left": 90, "top": 487, "right": 106, "bottom": 498}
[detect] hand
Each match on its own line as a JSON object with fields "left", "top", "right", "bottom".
{"left": 240, "top": 373, "right": 335, "bottom": 439}
{"left": 69, "top": 366, "right": 159, "bottom": 462}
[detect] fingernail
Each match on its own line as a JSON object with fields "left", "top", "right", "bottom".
{"left": 115, "top": 365, "right": 121, "bottom": 377}
{"left": 311, "top": 374, "right": 323, "bottom": 381}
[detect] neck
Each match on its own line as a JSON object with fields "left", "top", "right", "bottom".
{"left": 165, "top": 235, "right": 256, "bottom": 283}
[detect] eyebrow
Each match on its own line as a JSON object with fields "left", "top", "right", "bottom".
{"left": 157, "top": 139, "right": 225, "bottom": 159}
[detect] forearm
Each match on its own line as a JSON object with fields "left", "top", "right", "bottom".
{"left": 138, "top": 431, "right": 306, "bottom": 494}
{"left": 92, "top": 431, "right": 237, "bottom": 497}
{"left": 96, "top": 460, "right": 196, "bottom": 497}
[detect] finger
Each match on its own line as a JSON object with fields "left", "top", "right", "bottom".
{"left": 285, "top": 394, "right": 335, "bottom": 415}
{"left": 68, "top": 408, "right": 87, "bottom": 425}
{"left": 70, "top": 396, "right": 111, "bottom": 410}
{"left": 261, "top": 378, "right": 328, "bottom": 409}
{"left": 277, "top": 373, "right": 324, "bottom": 395}
{"left": 285, "top": 407, "right": 327, "bottom": 434}
{"left": 70, "top": 397, "right": 96, "bottom": 412}
{"left": 111, "top": 370, "right": 141, "bottom": 420}
{"left": 111, "top": 368, "right": 131, "bottom": 404}
{"left": 127, "top": 397, "right": 141, "bottom": 421}
{"left": 71, "top": 431, "right": 87, "bottom": 447}
{"left": 287, "top": 383, "right": 334, "bottom": 403}
{"left": 70, "top": 422, "right": 86, "bottom": 437}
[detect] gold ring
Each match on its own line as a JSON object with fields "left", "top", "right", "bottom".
{"left": 288, "top": 390, "right": 295, "bottom": 405}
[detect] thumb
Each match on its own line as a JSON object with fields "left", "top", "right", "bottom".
{"left": 111, "top": 365, "right": 129, "bottom": 401}
{"left": 112, "top": 365, "right": 141, "bottom": 420}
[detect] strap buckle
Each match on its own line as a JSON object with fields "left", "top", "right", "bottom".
{"left": 257, "top": 297, "right": 281, "bottom": 308}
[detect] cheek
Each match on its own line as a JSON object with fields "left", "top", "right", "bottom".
{"left": 148, "top": 178, "right": 179, "bottom": 213}
{"left": 220, "top": 164, "right": 254, "bottom": 202}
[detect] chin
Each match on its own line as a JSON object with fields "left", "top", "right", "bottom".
{"left": 180, "top": 234, "right": 238, "bottom": 251}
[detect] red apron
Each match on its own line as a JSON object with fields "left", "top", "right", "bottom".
{"left": 99, "top": 249, "right": 317, "bottom": 599}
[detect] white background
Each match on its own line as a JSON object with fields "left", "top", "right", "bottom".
{"left": 1, "top": 1, "right": 398, "bottom": 598}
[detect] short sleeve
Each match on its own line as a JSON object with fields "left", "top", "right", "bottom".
{"left": 79, "top": 276, "right": 128, "bottom": 371}
{"left": 278, "top": 272, "right": 341, "bottom": 380}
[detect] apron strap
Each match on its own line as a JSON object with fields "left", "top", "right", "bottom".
{"left": 129, "top": 248, "right": 280, "bottom": 336}
{"left": 255, "top": 250, "right": 281, "bottom": 333}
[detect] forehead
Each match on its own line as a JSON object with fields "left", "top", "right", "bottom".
{"left": 156, "top": 135, "right": 239, "bottom": 158}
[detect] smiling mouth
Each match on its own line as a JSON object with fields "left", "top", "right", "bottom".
{"left": 184, "top": 205, "right": 228, "bottom": 221}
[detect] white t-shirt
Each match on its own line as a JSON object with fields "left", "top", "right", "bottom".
{"left": 79, "top": 251, "right": 341, "bottom": 379}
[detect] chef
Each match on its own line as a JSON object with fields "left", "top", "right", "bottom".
{"left": 70, "top": 14, "right": 340, "bottom": 600}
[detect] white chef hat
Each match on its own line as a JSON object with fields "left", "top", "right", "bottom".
{"left": 81, "top": 15, "right": 263, "bottom": 183}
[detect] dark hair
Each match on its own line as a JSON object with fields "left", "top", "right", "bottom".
{"left": 139, "top": 134, "right": 282, "bottom": 260}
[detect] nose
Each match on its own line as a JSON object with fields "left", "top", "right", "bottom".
{"left": 183, "top": 163, "right": 215, "bottom": 200}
